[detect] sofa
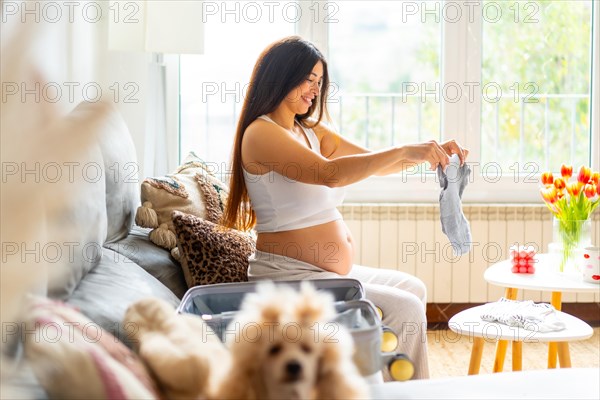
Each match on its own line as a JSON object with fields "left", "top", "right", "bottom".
{"left": 50, "top": 102, "right": 188, "bottom": 340}
{"left": 4, "top": 101, "right": 189, "bottom": 396}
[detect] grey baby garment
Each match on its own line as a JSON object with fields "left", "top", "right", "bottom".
{"left": 438, "top": 154, "right": 471, "bottom": 255}
{"left": 480, "top": 297, "right": 566, "bottom": 333}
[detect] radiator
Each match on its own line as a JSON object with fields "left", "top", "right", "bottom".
{"left": 338, "top": 204, "right": 600, "bottom": 304}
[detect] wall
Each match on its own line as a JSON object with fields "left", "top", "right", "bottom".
{"left": 339, "top": 204, "right": 600, "bottom": 304}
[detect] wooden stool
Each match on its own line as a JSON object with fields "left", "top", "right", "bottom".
{"left": 483, "top": 255, "right": 600, "bottom": 372}
{"left": 448, "top": 305, "right": 593, "bottom": 374}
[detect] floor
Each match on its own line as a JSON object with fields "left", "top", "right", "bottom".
{"left": 426, "top": 327, "right": 600, "bottom": 378}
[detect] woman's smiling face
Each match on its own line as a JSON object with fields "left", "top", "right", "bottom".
{"left": 282, "top": 61, "right": 323, "bottom": 115}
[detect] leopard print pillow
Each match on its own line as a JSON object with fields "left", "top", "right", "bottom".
{"left": 172, "top": 211, "right": 255, "bottom": 287}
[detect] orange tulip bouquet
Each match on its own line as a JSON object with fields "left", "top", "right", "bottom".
{"left": 540, "top": 165, "right": 599, "bottom": 272}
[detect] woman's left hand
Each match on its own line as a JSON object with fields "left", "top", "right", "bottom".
{"left": 441, "top": 139, "right": 469, "bottom": 166}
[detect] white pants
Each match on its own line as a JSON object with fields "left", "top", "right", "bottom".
{"left": 248, "top": 250, "right": 430, "bottom": 380}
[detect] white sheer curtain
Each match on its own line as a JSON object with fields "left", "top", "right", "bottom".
{"left": 106, "top": 0, "right": 204, "bottom": 178}
{"left": 144, "top": 55, "right": 169, "bottom": 177}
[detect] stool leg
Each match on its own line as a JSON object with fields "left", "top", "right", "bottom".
{"left": 512, "top": 341, "right": 522, "bottom": 371}
{"left": 493, "top": 287, "right": 518, "bottom": 373}
{"left": 548, "top": 343, "right": 558, "bottom": 369}
{"left": 493, "top": 340, "right": 509, "bottom": 372}
{"left": 468, "top": 337, "right": 484, "bottom": 375}
{"left": 557, "top": 342, "right": 571, "bottom": 368}
{"left": 548, "top": 292, "right": 562, "bottom": 369}
{"left": 505, "top": 288, "right": 519, "bottom": 300}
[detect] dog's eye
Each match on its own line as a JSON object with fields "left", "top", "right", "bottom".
{"left": 300, "top": 343, "right": 312, "bottom": 354}
{"left": 269, "top": 344, "right": 282, "bottom": 356}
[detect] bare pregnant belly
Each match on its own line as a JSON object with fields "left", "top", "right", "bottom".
{"left": 255, "top": 219, "right": 355, "bottom": 275}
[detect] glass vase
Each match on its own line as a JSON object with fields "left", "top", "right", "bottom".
{"left": 551, "top": 218, "right": 592, "bottom": 273}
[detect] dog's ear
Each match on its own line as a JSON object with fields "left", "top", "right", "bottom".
{"left": 315, "top": 328, "right": 369, "bottom": 399}
{"left": 315, "top": 338, "right": 346, "bottom": 399}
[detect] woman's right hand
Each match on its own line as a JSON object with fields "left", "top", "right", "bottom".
{"left": 402, "top": 140, "right": 451, "bottom": 172}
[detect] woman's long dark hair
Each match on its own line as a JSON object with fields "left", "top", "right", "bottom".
{"left": 222, "top": 36, "right": 330, "bottom": 231}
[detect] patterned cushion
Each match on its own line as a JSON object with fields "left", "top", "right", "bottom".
{"left": 172, "top": 211, "right": 255, "bottom": 287}
{"left": 22, "top": 296, "right": 161, "bottom": 399}
{"left": 137, "top": 152, "right": 229, "bottom": 251}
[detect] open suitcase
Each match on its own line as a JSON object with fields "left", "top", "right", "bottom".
{"left": 176, "top": 279, "right": 414, "bottom": 381}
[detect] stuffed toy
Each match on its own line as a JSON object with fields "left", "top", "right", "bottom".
{"left": 123, "top": 298, "right": 230, "bottom": 399}
{"left": 134, "top": 152, "right": 229, "bottom": 261}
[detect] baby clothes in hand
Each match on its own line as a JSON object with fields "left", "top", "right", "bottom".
{"left": 437, "top": 154, "right": 471, "bottom": 255}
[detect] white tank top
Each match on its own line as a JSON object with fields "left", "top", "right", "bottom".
{"left": 243, "top": 115, "right": 345, "bottom": 233}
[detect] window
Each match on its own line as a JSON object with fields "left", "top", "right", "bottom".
{"left": 327, "top": 1, "right": 442, "bottom": 151}
{"left": 178, "top": 0, "right": 598, "bottom": 202}
{"left": 480, "top": 0, "right": 593, "bottom": 173}
{"left": 179, "top": 2, "right": 295, "bottom": 180}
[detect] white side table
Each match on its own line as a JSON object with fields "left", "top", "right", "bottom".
{"left": 448, "top": 254, "right": 600, "bottom": 375}
{"left": 450, "top": 254, "right": 598, "bottom": 374}
{"left": 449, "top": 305, "right": 593, "bottom": 374}
{"left": 484, "top": 254, "right": 600, "bottom": 294}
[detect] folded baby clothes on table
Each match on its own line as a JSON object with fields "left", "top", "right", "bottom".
{"left": 480, "top": 297, "right": 566, "bottom": 333}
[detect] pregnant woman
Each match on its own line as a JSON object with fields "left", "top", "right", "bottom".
{"left": 222, "top": 36, "right": 468, "bottom": 380}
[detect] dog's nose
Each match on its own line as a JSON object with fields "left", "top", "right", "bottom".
{"left": 286, "top": 361, "right": 302, "bottom": 379}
